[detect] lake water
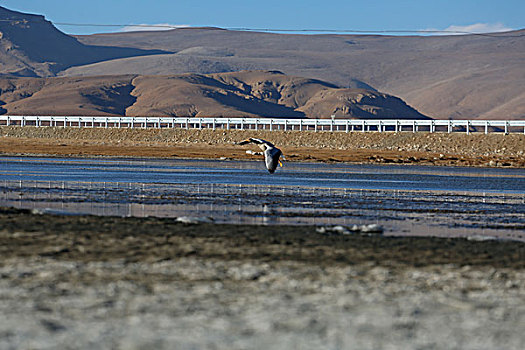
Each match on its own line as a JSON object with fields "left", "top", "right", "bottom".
{"left": 1, "top": 156, "right": 524, "bottom": 241}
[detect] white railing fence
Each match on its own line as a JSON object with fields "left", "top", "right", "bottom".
{"left": 1, "top": 116, "right": 525, "bottom": 134}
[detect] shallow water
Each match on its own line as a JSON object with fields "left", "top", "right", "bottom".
{"left": 1, "top": 156, "right": 524, "bottom": 241}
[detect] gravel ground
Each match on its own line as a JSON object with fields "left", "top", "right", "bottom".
{"left": 2, "top": 258, "right": 524, "bottom": 350}
{"left": 1, "top": 208, "right": 524, "bottom": 349}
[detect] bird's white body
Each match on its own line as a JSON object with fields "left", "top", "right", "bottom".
{"left": 238, "top": 138, "right": 283, "bottom": 173}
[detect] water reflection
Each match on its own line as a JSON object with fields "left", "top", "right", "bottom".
{"left": 1, "top": 177, "right": 524, "bottom": 241}
{"left": 2, "top": 156, "right": 525, "bottom": 193}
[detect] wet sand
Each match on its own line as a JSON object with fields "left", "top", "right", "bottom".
{"left": 1, "top": 207, "right": 524, "bottom": 349}
{"left": 2, "top": 207, "right": 524, "bottom": 267}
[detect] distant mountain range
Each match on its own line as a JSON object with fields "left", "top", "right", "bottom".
{"left": 0, "top": 6, "right": 523, "bottom": 119}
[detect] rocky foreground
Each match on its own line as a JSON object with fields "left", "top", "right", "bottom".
{"left": 1, "top": 126, "right": 524, "bottom": 167}
{"left": 0, "top": 207, "right": 524, "bottom": 349}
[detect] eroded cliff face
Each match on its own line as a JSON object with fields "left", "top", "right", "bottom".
{"left": 0, "top": 71, "right": 428, "bottom": 119}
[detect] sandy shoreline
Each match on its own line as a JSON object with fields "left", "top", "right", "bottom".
{"left": 1, "top": 126, "right": 524, "bottom": 167}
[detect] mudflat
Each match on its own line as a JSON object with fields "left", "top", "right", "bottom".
{"left": 1, "top": 207, "right": 524, "bottom": 349}
{"left": 2, "top": 207, "right": 524, "bottom": 267}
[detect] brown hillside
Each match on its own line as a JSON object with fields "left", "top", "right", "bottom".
{"left": 0, "top": 75, "right": 137, "bottom": 116}
{"left": 0, "top": 71, "right": 428, "bottom": 119}
{"left": 0, "top": 6, "right": 167, "bottom": 77}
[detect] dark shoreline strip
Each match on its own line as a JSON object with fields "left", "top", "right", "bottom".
{"left": 1, "top": 207, "right": 524, "bottom": 268}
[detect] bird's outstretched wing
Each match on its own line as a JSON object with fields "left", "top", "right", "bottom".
{"left": 237, "top": 138, "right": 274, "bottom": 147}
{"left": 237, "top": 139, "right": 252, "bottom": 145}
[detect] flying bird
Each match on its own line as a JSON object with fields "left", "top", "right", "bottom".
{"left": 238, "top": 138, "right": 284, "bottom": 173}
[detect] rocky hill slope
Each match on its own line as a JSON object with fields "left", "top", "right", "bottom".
{"left": 0, "top": 6, "right": 165, "bottom": 77}
{"left": 0, "top": 71, "right": 428, "bottom": 119}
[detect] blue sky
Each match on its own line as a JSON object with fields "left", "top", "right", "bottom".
{"left": 1, "top": 0, "right": 523, "bottom": 35}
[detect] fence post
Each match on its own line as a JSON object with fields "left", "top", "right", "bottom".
{"left": 505, "top": 121, "right": 509, "bottom": 135}
{"left": 485, "top": 121, "right": 488, "bottom": 134}
{"left": 466, "top": 121, "right": 470, "bottom": 135}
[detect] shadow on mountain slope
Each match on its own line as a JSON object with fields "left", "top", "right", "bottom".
{"left": 0, "top": 6, "right": 169, "bottom": 77}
